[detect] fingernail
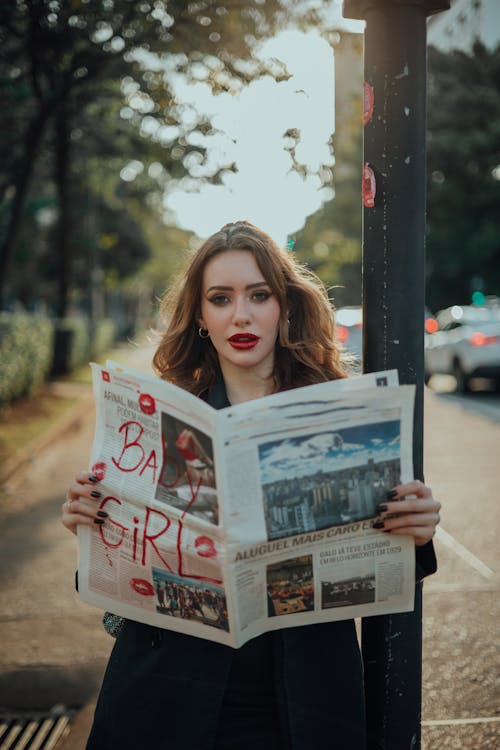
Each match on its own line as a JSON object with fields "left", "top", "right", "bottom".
{"left": 96, "top": 510, "right": 108, "bottom": 518}
{"left": 90, "top": 491, "right": 102, "bottom": 498}
{"left": 376, "top": 503, "right": 388, "bottom": 513}
{"left": 386, "top": 489, "right": 398, "bottom": 499}
{"left": 89, "top": 475, "right": 99, "bottom": 483}
{"left": 373, "top": 520, "right": 385, "bottom": 529}
{"left": 94, "top": 518, "right": 105, "bottom": 525}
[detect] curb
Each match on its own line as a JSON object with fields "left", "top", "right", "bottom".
{"left": 0, "top": 388, "right": 94, "bottom": 488}
{"left": 0, "top": 662, "right": 106, "bottom": 713}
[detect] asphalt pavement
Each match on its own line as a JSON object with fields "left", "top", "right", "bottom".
{"left": 420, "top": 378, "right": 500, "bottom": 748}
{"left": 0, "top": 354, "right": 498, "bottom": 749}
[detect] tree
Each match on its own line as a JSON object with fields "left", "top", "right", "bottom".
{"left": 0, "top": 0, "right": 306, "bottom": 313}
{"left": 426, "top": 42, "right": 500, "bottom": 310}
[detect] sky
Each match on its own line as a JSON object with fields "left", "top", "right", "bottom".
{"left": 258, "top": 420, "right": 401, "bottom": 485}
{"left": 162, "top": 3, "right": 363, "bottom": 246}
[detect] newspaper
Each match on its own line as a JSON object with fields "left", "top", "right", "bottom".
{"left": 77, "top": 363, "right": 416, "bottom": 648}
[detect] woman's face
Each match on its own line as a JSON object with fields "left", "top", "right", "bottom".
{"left": 199, "top": 250, "right": 281, "bottom": 379}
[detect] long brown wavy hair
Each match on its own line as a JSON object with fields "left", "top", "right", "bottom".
{"left": 153, "top": 221, "right": 347, "bottom": 396}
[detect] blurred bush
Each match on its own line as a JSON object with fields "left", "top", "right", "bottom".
{"left": 0, "top": 313, "right": 54, "bottom": 404}
{"left": 0, "top": 314, "right": 119, "bottom": 404}
{"left": 90, "top": 319, "right": 117, "bottom": 360}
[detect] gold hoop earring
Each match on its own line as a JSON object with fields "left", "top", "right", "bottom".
{"left": 198, "top": 327, "right": 210, "bottom": 339}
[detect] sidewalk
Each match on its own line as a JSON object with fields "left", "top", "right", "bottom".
{"left": 0, "top": 340, "right": 156, "bottom": 747}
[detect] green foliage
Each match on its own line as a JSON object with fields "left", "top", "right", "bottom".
{"left": 0, "top": 313, "right": 54, "bottom": 404}
{"left": 90, "top": 318, "right": 117, "bottom": 360}
{"left": 0, "top": 0, "right": 309, "bottom": 315}
{"left": 295, "top": 40, "right": 500, "bottom": 314}
{"left": 134, "top": 223, "right": 198, "bottom": 298}
{"left": 426, "top": 42, "right": 500, "bottom": 310}
{"left": 51, "top": 317, "right": 90, "bottom": 375}
{"left": 0, "top": 313, "right": 119, "bottom": 401}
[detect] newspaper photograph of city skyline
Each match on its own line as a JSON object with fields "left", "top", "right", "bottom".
{"left": 259, "top": 419, "right": 401, "bottom": 541}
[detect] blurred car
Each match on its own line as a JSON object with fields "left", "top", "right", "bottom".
{"left": 335, "top": 307, "right": 434, "bottom": 362}
{"left": 424, "top": 303, "right": 500, "bottom": 392}
{"left": 335, "top": 306, "right": 362, "bottom": 367}
{"left": 425, "top": 308, "right": 439, "bottom": 335}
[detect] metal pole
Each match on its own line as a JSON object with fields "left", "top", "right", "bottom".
{"left": 341, "top": 1, "right": 449, "bottom": 748}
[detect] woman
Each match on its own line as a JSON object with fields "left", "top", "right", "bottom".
{"left": 62, "top": 221, "right": 440, "bottom": 750}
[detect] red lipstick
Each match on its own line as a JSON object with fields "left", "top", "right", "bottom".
{"left": 228, "top": 333, "right": 260, "bottom": 350}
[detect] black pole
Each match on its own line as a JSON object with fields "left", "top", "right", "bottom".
{"left": 341, "top": 1, "right": 449, "bottom": 748}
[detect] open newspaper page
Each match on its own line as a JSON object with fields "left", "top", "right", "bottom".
{"left": 77, "top": 364, "right": 415, "bottom": 648}
{"left": 77, "top": 363, "right": 234, "bottom": 646}
{"left": 216, "top": 378, "right": 416, "bottom": 647}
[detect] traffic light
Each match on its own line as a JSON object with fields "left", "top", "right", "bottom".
{"left": 471, "top": 290, "right": 485, "bottom": 306}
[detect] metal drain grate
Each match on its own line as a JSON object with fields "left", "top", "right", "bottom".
{"left": 0, "top": 706, "right": 74, "bottom": 750}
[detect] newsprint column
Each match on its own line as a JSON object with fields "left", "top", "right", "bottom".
{"left": 341, "top": 1, "right": 450, "bottom": 748}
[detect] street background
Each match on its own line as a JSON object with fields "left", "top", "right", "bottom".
{"left": 1, "top": 0, "right": 499, "bottom": 747}
{"left": 0, "top": 344, "right": 498, "bottom": 748}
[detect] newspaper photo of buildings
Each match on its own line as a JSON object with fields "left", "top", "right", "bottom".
{"left": 155, "top": 414, "right": 219, "bottom": 526}
{"left": 259, "top": 420, "right": 401, "bottom": 541}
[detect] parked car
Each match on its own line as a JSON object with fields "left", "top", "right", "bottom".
{"left": 424, "top": 303, "right": 500, "bottom": 392}
{"left": 335, "top": 306, "right": 362, "bottom": 367}
{"left": 335, "top": 306, "right": 435, "bottom": 360}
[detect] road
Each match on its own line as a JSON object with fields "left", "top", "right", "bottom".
{"left": 421, "top": 378, "right": 499, "bottom": 748}
{"left": 0, "top": 356, "right": 498, "bottom": 748}
{"left": 0, "top": 342, "right": 157, "bottom": 713}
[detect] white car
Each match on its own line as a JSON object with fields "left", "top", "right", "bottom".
{"left": 424, "top": 303, "right": 500, "bottom": 392}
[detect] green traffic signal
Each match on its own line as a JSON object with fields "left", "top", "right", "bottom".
{"left": 471, "top": 290, "right": 486, "bottom": 306}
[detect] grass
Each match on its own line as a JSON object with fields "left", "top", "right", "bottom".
{"left": 0, "top": 387, "right": 76, "bottom": 467}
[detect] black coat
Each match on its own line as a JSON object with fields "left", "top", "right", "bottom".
{"left": 86, "top": 380, "right": 436, "bottom": 750}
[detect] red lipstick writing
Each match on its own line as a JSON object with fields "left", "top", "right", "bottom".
{"left": 130, "top": 578, "right": 155, "bottom": 596}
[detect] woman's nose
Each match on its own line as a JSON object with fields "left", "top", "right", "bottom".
{"left": 232, "top": 296, "right": 251, "bottom": 324}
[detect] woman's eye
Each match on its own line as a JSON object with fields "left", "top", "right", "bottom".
{"left": 252, "top": 291, "right": 271, "bottom": 302}
{"left": 209, "top": 294, "right": 230, "bottom": 305}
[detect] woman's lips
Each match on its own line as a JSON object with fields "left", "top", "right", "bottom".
{"left": 228, "top": 333, "right": 260, "bottom": 350}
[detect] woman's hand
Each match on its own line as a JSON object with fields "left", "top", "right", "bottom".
{"left": 374, "top": 480, "right": 441, "bottom": 547}
{"left": 61, "top": 471, "right": 108, "bottom": 535}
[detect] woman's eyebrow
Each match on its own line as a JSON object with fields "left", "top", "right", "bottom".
{"left": 205, "top": 282, "right": 270, "bottom": 293}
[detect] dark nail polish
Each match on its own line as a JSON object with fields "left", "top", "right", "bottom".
{"left": 386, "top": 489, "right": 398, "bottom": 499}
{"left": 90, "top": 491, "right": 102, "bottom": 498}
{"left": 94, "top": 518, "right": 105, "bottom": 525}
{"left": 96, "top": 510, "right": 108, "bottom": 518}
{"left": 376, "top": 503, "right": 388, "bottom": 513}
{"left": 89, "top": 475, "right": 99, "bottom": 483}
{"left": 373, "top": 520, "right": 385, "bottom": 529}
